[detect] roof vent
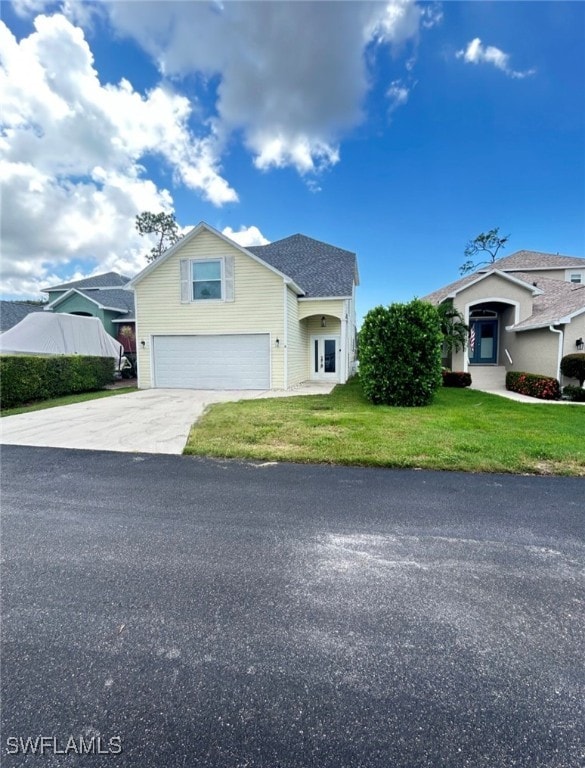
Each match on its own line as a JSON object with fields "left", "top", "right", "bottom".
{"left": 532, "top": 281, "right": 538, "bottom": 287}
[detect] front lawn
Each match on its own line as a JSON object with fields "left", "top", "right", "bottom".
{"left": 184, "top": 378, "right": 585, "bottom": 475}
{"left": 0, "top": 387, "right": 137, "bottom": 417}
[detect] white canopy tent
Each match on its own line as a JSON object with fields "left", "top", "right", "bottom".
{"left": 0, "top": 313, "right": 124, "bottom": 362}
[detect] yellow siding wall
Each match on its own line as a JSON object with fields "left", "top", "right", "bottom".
{"left": 135, "top": 229, "right": 285, "bottom": 388}
{"left": 298, "top": 300, "right": 345, "bottom": 321}
{"left": 286, "top": 287, "right": 308, "bottom": 387}
{"left": 304, "top": 315, "right": 342, "bottom": 335}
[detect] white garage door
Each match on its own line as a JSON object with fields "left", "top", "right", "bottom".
{"left": 152, "top": 334, "right": 270, "bottom": 389}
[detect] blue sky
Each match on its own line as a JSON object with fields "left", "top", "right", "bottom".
{"left": 1, "top": 1, "right": 583, "bottom": 323}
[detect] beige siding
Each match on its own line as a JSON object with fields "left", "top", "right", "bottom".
{"left": 286, "top": 287, "right": 308, "bottom": 387}
{"left": 135, "top": 229, "right": 285, "bottom": 388}
{"left": 507, "top": 328, "right": 559, "bottom": 379}
{"left": 453, "top": 274, "right": 534, "bottom": 323}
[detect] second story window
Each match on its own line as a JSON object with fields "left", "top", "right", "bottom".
{"left": 193, "top": 260, "right": 222, "bottom": 300}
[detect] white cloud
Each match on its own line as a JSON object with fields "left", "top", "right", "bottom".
{"left": 0, "top": 14, "right": 237, "bottom": 296}
{"left": 387, "top": 80, "right": 412, "bottom": 115}
{"left": 456, "top": 38, "right": 536, "bottom": 79}
{"left": 101, "top": 1, "right": 423, "bottom": 175}
{"left": 1, "top": 3, "right": 426, "bottom": 296}
{"left": 222, "top": 226, "right": 269, "bottom": 248}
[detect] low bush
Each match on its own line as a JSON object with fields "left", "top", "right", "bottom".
{"left": 506, "top": 371, "right": 560, "bottom": 400}
{"left": 560, "top": 353, "right": 585, "bottom": 387}
{"left": 442, "top": 370, "right": 472, "bottom": 388}
{"left": 562, "top": 385, "right": 585, "bottom": 402}
{"left": 0, "top": 355, "right": 115, "bottom": 409}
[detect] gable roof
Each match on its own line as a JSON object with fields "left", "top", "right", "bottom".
{"left": 422, "top": 269, "right": 542, "bottom": 305}
{"left": 0, "top": 301, "right": 46, "bottom": 332}
{"left": 479, "top": 250, "right": 585, "bottom": 272}
{"left": 506, "top": 274, "right": 585, "bottom": 330}
{"left": 45, "top": 287, "right": 135, "bottom": 315}
{"left": 247, "top": 234, "right": 358, "bottom": 298}
{"left": 43, "top": 271, "right": 132, "bottom": 292}
{"left": 129, "top": 222, "right": 319, "bottom": 296}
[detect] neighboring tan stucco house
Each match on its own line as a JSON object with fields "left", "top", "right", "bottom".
{"left": 129, "top": 222, "right": 359, "bottom": 390}
{"left": 424, "top": 250, "right": 585, "bottom": 386}
{"left": 42, "top": 272, "right": 136, "bottom": 352}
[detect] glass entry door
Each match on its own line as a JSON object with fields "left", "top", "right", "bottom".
{"left": 311, "top": 336, "right": 340, "bottom": 380}
{"left": 469, "top": 319, "right": 498, "bottom": 364}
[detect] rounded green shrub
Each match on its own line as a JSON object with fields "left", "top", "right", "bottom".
{"left": 560, "top": 353, "right": 585, "bottom": 387}
{"left": 359, "top": 300, "right": 443, "bottom": 406}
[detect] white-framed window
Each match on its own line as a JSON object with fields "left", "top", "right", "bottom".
{"left": 192, "top": 259, "right": 222, "bottom": 300}
{"left": 180, "top": 255, "right": 235, "bottom": 304}
{"left": 570, "top": 273, "right": 583, "bottom": 284}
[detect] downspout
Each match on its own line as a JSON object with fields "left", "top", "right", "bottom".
{"left": 283, "top": 281, "right": 288, "bottom": 390}
{"left": 549, "top": 325, "right": 563, "bottom": 381}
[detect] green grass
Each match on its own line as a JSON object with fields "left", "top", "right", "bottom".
{"left": 184, "top": 377, "right": 585, "bottom": 475}
{"left": 1, "top": 387, "right": 137, "bottom": 417}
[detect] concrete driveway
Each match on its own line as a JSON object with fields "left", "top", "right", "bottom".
{"left": 0, "top": 383, "right": 334, "bottom": 455}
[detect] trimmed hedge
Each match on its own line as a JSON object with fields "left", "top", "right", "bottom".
{"left": 506, "top": 371, "right": 560, "bottom": 400}
{"left": 442, "top": 370, "right": 472, "bottom": 388}
{"left": 0, "top": 355, "right": 115, "bottom": 409}
{"left": 560, "top": 353, "right": 585, "bottom": 387}
{"left": 563, "top": 385, "right": 585, "bottom": 402}
{"left": 359, "top": 300, "right": 443, "bottom": 407}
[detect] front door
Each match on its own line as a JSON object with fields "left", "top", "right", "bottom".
{"left": 311, "top": 336, "right": 340, "bottom": 380}
{"left": 469, "top": 319, "right": 498, "bottom": 364}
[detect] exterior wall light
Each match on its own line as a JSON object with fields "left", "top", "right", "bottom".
{"left": 576, "top": 338, "right": 584, "bottom": 350}
{"left": 140, "top": 340, "right": 146, "bottom": 348}
{"left": 321, "top": 316, "right": 327, "bottom": 327}
{"left": 275, "top": 338, "right": 280, "bottom": 348}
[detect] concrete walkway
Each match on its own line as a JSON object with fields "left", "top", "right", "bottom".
{"left": 470, "top": 382, "right": 585, "bottom": 405}
{"left": 0, "top": 382, "right": 336, "bottom": 455}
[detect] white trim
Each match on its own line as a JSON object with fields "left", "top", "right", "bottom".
{"left": 111, "top": 318, "right": 136, "bottom": 324}
{"left": 44, "top": 288, "right": 130, "bottom": 314}
{"left": 298, "top": 296, "right": 352, "bottom": 301}
{"left": 190, "top": 256, "right": 225, "bottom": 303}
{"left": 463, "top": 298, "right": 520, "bottom": 372}
{"left": 128, "top": 221, "right": 305, "bottom": 295}
{"left": 309, "top": 334, "right": 341, "bottom": 382}
{"left": 549, "top": 326, "right": 564, "bottom": 380}
{"left": 341, "top": 302, "right": 348, "bottom": 383}
{"left": 447, "top": 270, "right": 543, "bottom": 300}
{"left": 283, "top": 281, "right": 288, "bottom": 390}
{"left": 507, "top": 305, "right": 585, "bottom": 332}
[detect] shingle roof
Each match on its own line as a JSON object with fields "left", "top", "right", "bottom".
{"left": 76, "top": 288, "right": 135, "bottom": 314}
{"left": 0, "top": 301, "right": 46, "bottom": 332}
{"left": 44, "top": 271, "right": 132, "bottom": 292}
{"left": 479, "top": 250, "right": 585, "bottom": 272}
{"left": 508, "top": 274, "right": 585, "bottom": 330}
{"left": 248, "top": 234, "right": 357, "bottom": 297}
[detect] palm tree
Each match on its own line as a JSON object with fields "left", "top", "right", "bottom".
{"left": 437, "top": 302, "right": 468, "bottom": 353}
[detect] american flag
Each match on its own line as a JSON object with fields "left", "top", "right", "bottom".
{"left": 469, "top": 324, "right": 476, "bottom": 353}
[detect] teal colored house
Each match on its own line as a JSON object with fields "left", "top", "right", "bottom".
{"left": 43, "top": 272, "right": 136, "bottom": 352}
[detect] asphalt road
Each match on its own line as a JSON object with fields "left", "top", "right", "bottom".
{"left": 1, "top": 446, "right": 584, "bottom": 768}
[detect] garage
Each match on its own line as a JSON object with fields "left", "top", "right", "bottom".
{"left": 152, "top": 334, "right": 271, "bottom": 390}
